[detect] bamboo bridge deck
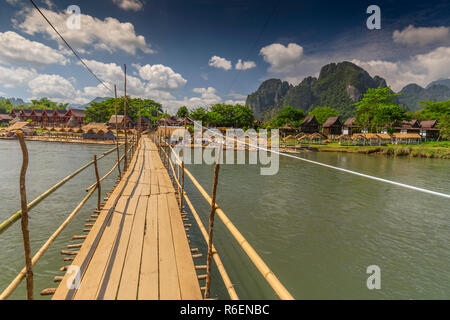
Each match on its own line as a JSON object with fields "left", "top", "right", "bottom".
{"left": 52, "top": 138, "right": 202, "bottom": 300}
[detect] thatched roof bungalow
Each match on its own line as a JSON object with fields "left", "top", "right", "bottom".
{"left": 392, "top": 132, "right": 421, "bottom": 144}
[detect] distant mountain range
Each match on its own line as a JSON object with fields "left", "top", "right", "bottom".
{"left": 246, "top": 61, "right": 450, "bottom": 119}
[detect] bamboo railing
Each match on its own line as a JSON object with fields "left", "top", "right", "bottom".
{"left": 0, "top": 144, "right": 123, "bottom": 235}
{"left": 0, "top": 135, "right": 139, "bottom": 300}
{"left": 157, "top": 138, "right": 294, "bottom": 300}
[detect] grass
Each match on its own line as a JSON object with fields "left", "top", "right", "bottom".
{"left": 307, "top": 142, "right": 450, "bottom": 159}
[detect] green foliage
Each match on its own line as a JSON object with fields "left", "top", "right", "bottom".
{"left": 85, "top": 97, "right": 162, "bottom": 123}
{"left": 414, "top": 100, "right": 450, "bottom": 120}
{"left": 189, "top": 107, "right": 208, "bottom": 122}
{"left": 414, "top": 100, "right": 450, "bottom": 140}
{"left": 176, "top": 106, "right": 189, "bottom": 118}
{"left": 30, "top": 98, "right": 68, "bottom": 110}
{"left": 355, "top": 87, "right": 405, "bottom": 131}
{"left": 188, "top": 104, "right": 254, "bottom": 128}
{"left": 308, "top": 106, "right": 338, "bottom": 124}
{"left": 437, "top": 114, "right": 450, "bottom": 140}
{"left": 268, "top": 106, "right": 305, "bottom": 127}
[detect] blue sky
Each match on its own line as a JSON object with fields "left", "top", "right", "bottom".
{"left": 0, "top": 0, "right": 449, "bottom": 113}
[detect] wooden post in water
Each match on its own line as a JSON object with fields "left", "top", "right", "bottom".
{"left": 204, "top": 146, "right": 222, "bottom": 299}
{"left": 16, "top": 131, "right": 34, "bottom": 300}
{"left": 114, "top": 85, "right": 122, "bottom": 179}
{"left": 123, "top": 64, "right": 128, "bottom": 171}
{"left": 93, "top": 155, "right": 101, "bottom": 211}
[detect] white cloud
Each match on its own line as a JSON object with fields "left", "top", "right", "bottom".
{"left": 28, "top": 74, "right": 89, "bottom": 104}
{"left": 0, "top": 31, "right": 67, "bottom": 66}
{"left": 17, "top": 8, "right": 153, "bottom": 55}
{"left": 138, "top": 64, "right": 187, "bottom": 91}
{"left": 6, "top": 0, "right": 21, "bottom": 5}
{"left": 0, "top": 66, "right": 38, "bottom": 88}
{"left": 208, "top": 56, "right": 232, "bottom": 70}
{"left": 393, "top": 25, "right": 450, "bottom": 47}
{"left": 42, "top": 0, "right": 55, "bottom": 9}
{"left": 113, "top": 0, "right": 144, "bottom": 11}
{"left": 235, "top": 59, "right": 256, "bottom": 70}
{"left": 352, "top": 46, "right": 450, "bottom": 91}
{"left": 259, "top": 43, "right": 303, "bottom": 73}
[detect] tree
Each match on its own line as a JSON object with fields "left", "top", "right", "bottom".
{"left": 190, "top": 107, "right": 208, "bottom": 122}
{"left": 437, "top": 114, "right": 450, "bottom": 140}
{"left": 30, "top": 97, "right": 68, "bottom": 110}
{"left": 414, "top": 100, "right": 450, "bottom": 121}
{"left": 415, "top": 100, "right": 450, "bottom": 140}
{"left": 176, "top": 106, "right": 189, "bottom": 118}
{"left": 308, "top": 106, "right": 338, "bottom": 124}
{"left": 270, "top": 106, "right": 305, "bottom": 127}
{"left": 354, "top": 87, "right": 404, "bottom": 131}
{"left": 85, "top": 97, "right": 163, "bottom": 123}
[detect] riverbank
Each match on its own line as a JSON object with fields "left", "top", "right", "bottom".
{"left": 309, "top": 142, "right": 450, "bottom": 159}
{"left": 0, "top": 136, "right": 116, "bottom": 145}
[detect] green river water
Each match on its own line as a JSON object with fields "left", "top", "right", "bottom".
{"left": 0, "top": 140, "right": 449, "bottom": 299}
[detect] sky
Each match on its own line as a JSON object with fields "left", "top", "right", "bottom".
{"left": 0, "top": 0, "right": 449, "bottom": 113}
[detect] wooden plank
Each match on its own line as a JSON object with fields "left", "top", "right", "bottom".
{"left": 157, "top": 193, "right": 181, "bottom": 300}
{"left": 138, "top": 195, "right": 159, "bottom": 300}
{"left": 52, "top": 146, "right": 141, "bottom": 300}
{"left": 166, "top": 192, "right": 202, "bottom": 299}
{"left": 73, "top": 195, "right": 139, "bottom": 300}
{"left": 116, "top": 195, "right": 148, "bottom": 299}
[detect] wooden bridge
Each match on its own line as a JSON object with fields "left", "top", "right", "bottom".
{"left": 52, "top": 138, "right": 202, "bottom": 300}
{"left": 0, "top": 131, "right": 293, "bottom": 300}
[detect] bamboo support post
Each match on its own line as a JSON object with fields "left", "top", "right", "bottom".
{"left": 204, "top": 151, "right": 221, "bottom": 299}
{"left": 0, "top": 185, "right": 97, "bottom": 300}
{"left": 93, "top": 155, "right": 101, "bottom": 211}
{"left": 183, "top": 167, "right": 294, "bottom": 300}
{"left": 124, "top": 64, "right": 128, "bottom": 171}
{"left": 114, "top": 85, "right": 122, "bottom": 178}
{"left": 0, "top": 144, "right": 119, "bottom": 235}
{"left": 17, "top": 131, "right": 34, "bottom": 300}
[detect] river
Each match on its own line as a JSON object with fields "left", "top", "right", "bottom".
{"left": 0, "top": 140, "right": 449, "bottom": 299}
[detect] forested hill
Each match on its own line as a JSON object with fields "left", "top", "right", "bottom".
{"left": 246, "top": 61, "right": 387, "bottom": 120}
{"left": 246, "top": 61, "right": 450, "bottom": 120}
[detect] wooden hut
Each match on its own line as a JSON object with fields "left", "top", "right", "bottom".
{"left": 0, "top": 114, "right": 12, "bottom": 125}
{"left": 300, "top": 116, "right": 320, "bottom": 134}
{"left": 392, "top": 133, "right": 421, "bottom": 144}
{"left": 64, "top": 109, "right": 86, "bottom": 126}
{"left": 322, "top": 116, "right": 342, "bottom": 137}
{"left": 342, "top": 118, "right": 361, "bottom": 135}
{"left": 108, "top": 115, "right": 134, "bottom": 129}
{"left": 66, "top": 115, "right": 80, "bottom": 128}
{"left": 420, "top": 120, "right": 439, "bottom": 141}
{"left": 279, "top": 123, "right": 298, "bottom": 137}
{"left": 393, "top": 119, "right": 421, "bottom": 134}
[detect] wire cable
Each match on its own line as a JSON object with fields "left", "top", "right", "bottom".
{"left": 186, "top": 117, "right": 450, "bottom": 200}
{"left": 29, "top": 0, "right": 114, "bottom": 95}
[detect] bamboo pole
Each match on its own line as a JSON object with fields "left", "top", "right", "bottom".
{"left": 114, "top": 85, "right": 122, "bottom": 178}
{"left": 17, "top": 132, "right": 33, "bottom": 300}
{"left": 183, "top": 166, "right": 294, "bottom": 300}
{"left": 162, "top": 145, "right": 238, "bottom": 300}
{"left": 204, "top": 146, "right": 221, "bottom": 299}
{"left": 0, "top": 145, "right": 119, "bottom": 235}
{"left": 93, "top": 155, "right": 101, "bottom": 210}
{"left": 86, "top": 149, "right": 130, "bottom": 192}
{"left": 124, "top": 64, "right": 128, "bottom": 171}
{"left": 0, "top": 187, "right": 97, "bottom": 300}
{"left": 180, "top": 161, "right": 185, "bottom": 208}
